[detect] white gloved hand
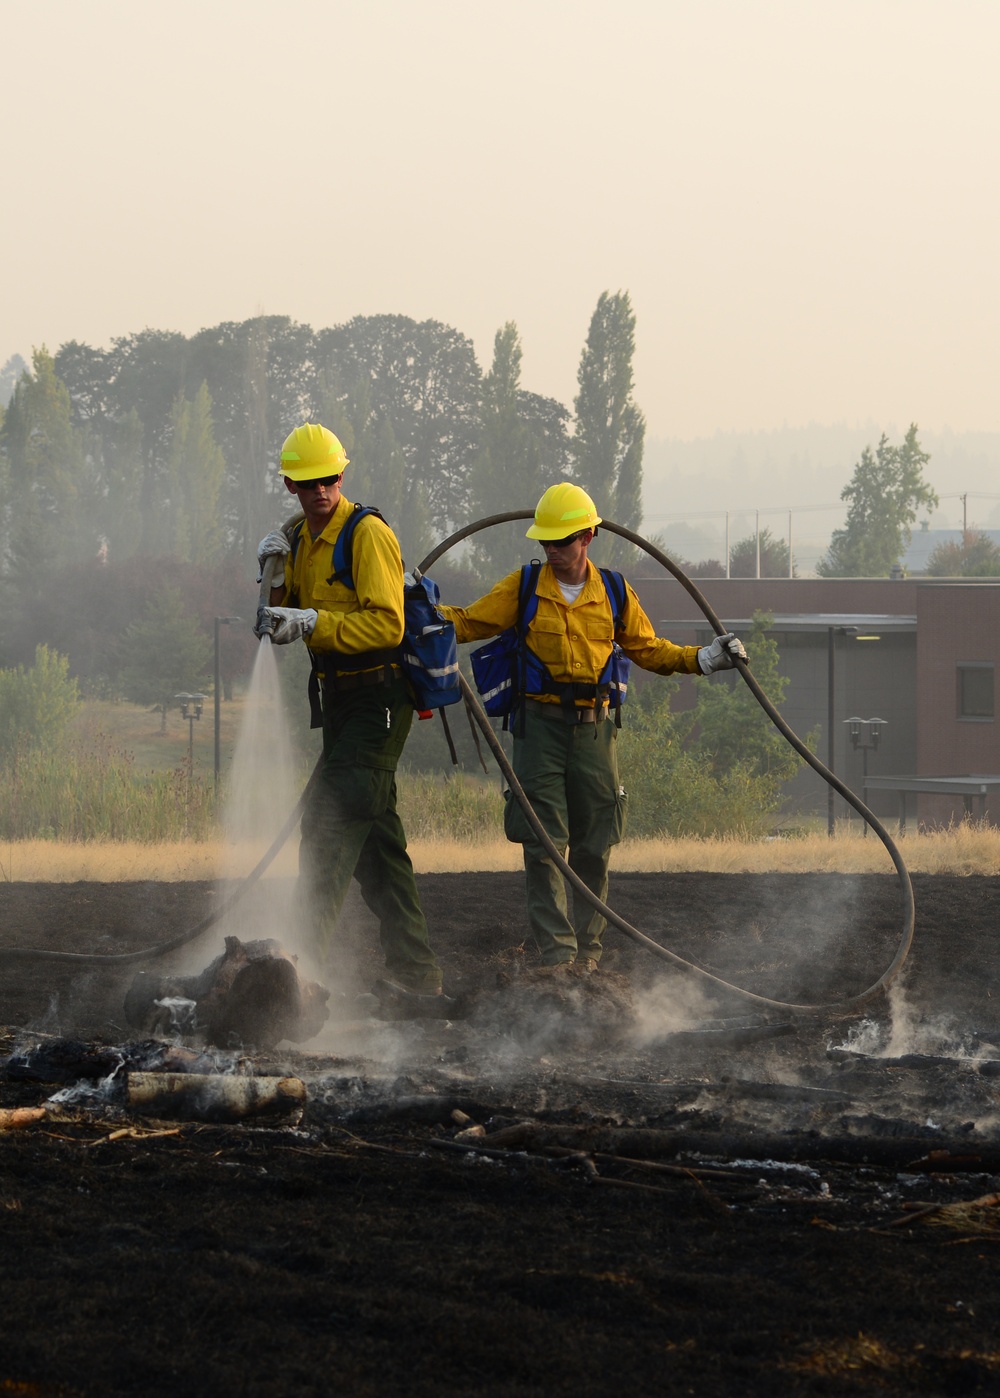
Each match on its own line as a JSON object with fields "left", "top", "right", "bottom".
{"left": 697, "top": 632, "right": 747, "bottom": 674}
{"left": 257, "top": 607, "right": 317, "bottom": 645}
{"left": 256, "top": 530, "right": 291, "bottom": 583}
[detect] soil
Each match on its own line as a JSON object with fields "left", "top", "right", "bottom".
{"left": 3, "top": 871, "right": 1000, "bottom": 1396}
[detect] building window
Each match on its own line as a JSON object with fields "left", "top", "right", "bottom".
{"left": 958, "top": 663, "right": 994, "bottom": 720}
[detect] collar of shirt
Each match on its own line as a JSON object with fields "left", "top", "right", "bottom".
{"left": 537, "top": 559, "right": 604, "bottom": 605}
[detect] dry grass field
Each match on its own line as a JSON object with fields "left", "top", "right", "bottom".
{"left": 2, "top": 821, "right": 999, "bottom": 881}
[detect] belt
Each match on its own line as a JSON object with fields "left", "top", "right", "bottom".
{"left": 525, "top": 698, "right": 608, "bottom": 725}
{"left": 324, "top": 664, "right": 401, "bottom": 693}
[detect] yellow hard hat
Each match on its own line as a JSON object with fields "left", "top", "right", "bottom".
{"left": 279, "top": 423, "right": 349, "bottom": 481}
{"left": 526, "top": 482, "right": 602, "bottom": 540}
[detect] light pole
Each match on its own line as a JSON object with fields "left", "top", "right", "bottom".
{"left": 214, "top": 617, "right": 242, "bottom": 794}
{"left": 844, "top": 716, "right": 887, "bottom": 837}
{"left": 175, "top": 692, "right": 206, "bottom": 818}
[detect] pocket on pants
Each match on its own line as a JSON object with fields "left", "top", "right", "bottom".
{"left": 610, "top": 786, "right": 628, "bottom": 847}
{"left": 503, "top": 787, "right": 533, "bottom": 845}
{"left": 326, "top": 760, "right": 395, "bottom": 823}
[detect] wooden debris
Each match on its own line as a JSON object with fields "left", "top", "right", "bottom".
{"left": 0, "top": 1106, "right": 47, "bottom": 1131}
{"left": 453, "top": 1124, "right": 486, "bottom": 1142}
{"left": 125, "top": 1071, "right": 307, "bottom": 1123}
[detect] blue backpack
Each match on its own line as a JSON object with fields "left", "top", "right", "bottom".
{"left": 471, "top": 563, "right": 631, "bottom": 727}
{"left": 290, "top": 504, "right": 461, "bottom": 716}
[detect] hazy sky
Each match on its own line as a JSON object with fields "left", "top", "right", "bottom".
{"left": 2, "top": 0, "right": 997, "bottom": 441}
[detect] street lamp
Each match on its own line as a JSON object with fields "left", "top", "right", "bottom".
{"left": 843, "top": 716, "right": 887, "bottom": 836}
{"left": 175, "top": 693, "right": 206, "bottom": 807}
{"left": 214, "top": 617, "right": 242, "bottom": 793}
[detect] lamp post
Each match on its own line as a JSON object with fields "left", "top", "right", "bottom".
{"left": 844, "top": 716, "right": 887, "bottom": 836}
{"left": 214, "top": 617, "right": 242, "bottom": 794}
{"left": 175, "top": 693, "right": 206, "bottom": 819}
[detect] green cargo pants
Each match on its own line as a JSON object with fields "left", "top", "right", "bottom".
{"left": 503, "top": 707, "right": 627, "bottom": 965}
{"left": 298, "top": 674, "right": 442, "bottom": 992}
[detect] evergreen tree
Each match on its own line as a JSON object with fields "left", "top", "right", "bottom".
{"left": 165, "top": 382, "right": 226, "bottom": 565}
{"left": 0, "top": 349, "right": 89, "bottom": 573}
{"left": 818, "top": 426, "right": 938, "bottom": 577}
{"left": 118, "top": 587, "right": 212, "bottom": 733}
{"left": 468, "top": 323, "right": 571, "bottom": 580}
{"left": 572, "top": 291, "right": 645, "bottom": 569}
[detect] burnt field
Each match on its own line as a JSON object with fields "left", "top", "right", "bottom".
{"left": 3, "top": 871, "right": 1000, "bottom": 1396}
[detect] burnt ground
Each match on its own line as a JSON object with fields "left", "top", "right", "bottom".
{"left": 3, "top": 872, "right": 1000, "bottom": 1396}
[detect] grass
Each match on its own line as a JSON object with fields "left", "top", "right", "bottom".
{"left": 71, "top": 695, "right": 246, "bottom": 776}
{"left": 3, "top": 821, "right": 1000, "bottom": 882}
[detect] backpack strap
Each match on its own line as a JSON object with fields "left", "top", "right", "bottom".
{"left": 284, "top": 519, "right": 307, "bottom": 608}
{"left": 599, "top": 567, "right": 628, "bottom": 727}
{"left": 509, "top": 561, "right": 542, "bottom": 735}
{"left": 327, "top": 503, "right": 387, "bottom": 589}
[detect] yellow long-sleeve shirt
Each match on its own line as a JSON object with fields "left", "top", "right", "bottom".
{"left": 279, "top": 495, "right": 404, "bottom": 671}
{"left": 439, "top": 561, "right": 701, "bottom": 705}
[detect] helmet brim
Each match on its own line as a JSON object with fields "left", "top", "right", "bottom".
{"left": 526, "top": 519, "right": 600, "bottom": 541}
{"left": 280, "top": 462, "right": 348, "bottom": 482}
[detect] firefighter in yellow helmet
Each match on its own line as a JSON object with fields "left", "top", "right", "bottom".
{"left": 438, "top": 482, "right": 746, "bottom": 974}
{"left": 254, "top": 424, "right": 449, "bottom": 1015}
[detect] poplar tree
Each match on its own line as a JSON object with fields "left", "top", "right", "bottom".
{"left": 468, "top": 322, "right": 570, "bottom": 579}
{"left": 164, "top": 382, "right": 226, "bottom": 565}
{"left": 572, "top": 291, "right": 646, "bottom": 569}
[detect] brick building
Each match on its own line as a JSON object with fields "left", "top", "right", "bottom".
{"left": 629, "top": 575, "right": 1000, "bottom": 827}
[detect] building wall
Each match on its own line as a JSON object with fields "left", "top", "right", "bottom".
{"left": 916, "top": 583, "right": 1000, "bottom": 824}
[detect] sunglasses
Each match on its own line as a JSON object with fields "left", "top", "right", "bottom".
{"left": 543, "top": 531, "right": 586, "bottom": 549}
{"left": 295, "top": 474, "right": 341, "bottom": 491}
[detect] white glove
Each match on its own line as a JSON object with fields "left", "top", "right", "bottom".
{"left": 697, "top": 632, "right": 747, "bottom": 674}
{"left": 256, "top": 530, "right": 291, "bottom": 583}
{"left": 256, "top": 607, "right": 317, "bottom": 645}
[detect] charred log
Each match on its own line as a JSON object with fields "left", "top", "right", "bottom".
{"left": 124, "top": 936, "right": 329, "bottom": 1049}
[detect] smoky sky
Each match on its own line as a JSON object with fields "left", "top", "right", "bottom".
{"left": 2, "top": 0, "right": 998, "bottom": 440}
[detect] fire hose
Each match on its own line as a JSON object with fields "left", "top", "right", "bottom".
{"left": 1, "top": 516, "right": 914, "bottom": 1014}
{"left": 415, "top": 511, "right": 915, "bottom": 1015}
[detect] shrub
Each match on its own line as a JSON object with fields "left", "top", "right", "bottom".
{"left": 0, "top": 644, "right": 79, "bottom": 760}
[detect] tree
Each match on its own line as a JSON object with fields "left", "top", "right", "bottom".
{"left": 925, "top": 530, "right": 1000, "bottom": 578}
{"left": 0, "top": 354, "right": 28, "bottom": 408}
{"left": 572, "top": 291, "right": 645, "bottom": 570}
{"left": 0, "top": 644, "right": 79, "bottom": 761}
{"left": 618, "top": 613, "right": 811, "bottom": 837}
{"left": 729, "top": 527, "right": 795, "bottom": 578}
{"left": 468, "top": 322, "right": 571, "bottom": 580}
{"left": 315, "top": 315, "right": 482, "bottom": 537}
{"left": 118, "top": 587, "right": 213, "bottom": 732}
{"left": 817, "top": 426, "right": 938, "bottom": 577}
{"left": 164, "top": 382, "right": 226, "bottom": 564}
{"left": 0, "top": 349, "right": 91, "bottom": 578}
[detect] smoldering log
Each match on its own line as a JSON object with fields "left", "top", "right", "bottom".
{"left": 124, "top": 936, "right": 329, "bottom": 1049}
{"left": 4, "top": 1039, "right": 225, "bottom": 1085}
{"left": 125, "top": 1071, "right": 307, "bottom": 1123}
